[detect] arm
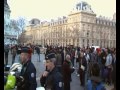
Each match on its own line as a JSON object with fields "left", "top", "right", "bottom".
{"left": 28, "top": 67, "right": 37, "bottom": 90}
{"left": 40, "top": 75, "right": 46, "bottom": 87}
{"left": 54, "top": 73, "right": 63, "bottom": 90}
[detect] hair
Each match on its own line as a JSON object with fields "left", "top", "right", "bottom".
{"left": 107, "top": 49, "right": 111, "bottom": 54}
{"left": 91, "top": 63, "right": 100, "bottom": 76}
{"left": 91, "top": 47, "right": 95, "bottom": 53}
{"left": 65, "top": 54, "right": 71, "bottom": 61}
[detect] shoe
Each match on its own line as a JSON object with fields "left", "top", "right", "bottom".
{"left": 80, "top": 83, "right": 84, "bottom": 86}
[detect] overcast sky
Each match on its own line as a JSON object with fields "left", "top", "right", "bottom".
{"left": 8, "top": 0, "right": 116, "bottom": 21}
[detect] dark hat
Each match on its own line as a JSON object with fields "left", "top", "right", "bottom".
{"left": 21, "top": 47, "right": 30, "bottom": 54}
{"left": 45, "top": 53, "right": 55, "bottom": 60}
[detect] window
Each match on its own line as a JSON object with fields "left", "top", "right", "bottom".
{"left": 103, "top": 21, "right": 105, "bottom": 25}
{"left": 87, "top": 39, "right": 89, "bottom": 43}
{"left": 97, "top": 20, "right": 99, "bottom": 24}
{"left": 65, "top": 20, "right": 67, "bottom": 23}
{"left": 60, "top": 21, "right": 61, "bottom": 24}
{"left": 97, "top": 41, "right": 99, "bottom": 45}
{"left": 83, "top": 39, "right": 84, "bottom": 43}
{"left": 87, "top": 32, "right": 89, "bottom": 37}
{"left": 92, "top": 40, "right": 94, "bottom": 43}
{"left": 88, "top": 25, "right": 89, "bottom": 29}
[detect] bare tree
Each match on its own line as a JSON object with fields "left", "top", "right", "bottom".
{"left": 18, "top": 31, "right": 26, "bottom": 44}
{"left": 10, "top": 19, "right": 20, "bottom": 31}
{"left": 17, "top": 17, "right": 26, "bottom": 33}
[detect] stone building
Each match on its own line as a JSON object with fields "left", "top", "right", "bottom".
{"left": 4, "top": 0, "right": 18, "bottom": 45}
{"left": 24, "top": 1, "right": 116, "bottom": 48}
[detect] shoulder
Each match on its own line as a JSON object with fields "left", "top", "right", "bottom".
{"left": 98, "top": 83, "right": 106, "bottom": 90}
{"left": 86, "top": 80, "right": 92, "bottom": 89}
{"left": 53, "top": 71, "right": 62, "bottom": 81}
{"left": 87, "top": 79, "right": 92, "bottom": 85}
{"left": 52, "top": 71, "right": 63, "bottom": 88}
{"left": 27, "top": 62, "right": 36, "bottom": 71}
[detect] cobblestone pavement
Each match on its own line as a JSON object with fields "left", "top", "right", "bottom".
{"left": 4, "top": 52, "right": 113, "bottom": 90}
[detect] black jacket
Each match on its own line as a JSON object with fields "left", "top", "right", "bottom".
{"left": 45, "top": 67, "right": 63, "bottom": 90}
{"left": 17, "top": 60, "right": 37, "bottom": 90}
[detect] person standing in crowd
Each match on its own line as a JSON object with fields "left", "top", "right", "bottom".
{"left": 85, "top": 48, "right": 90, "bottom": 64}
{"left": 45, "top": 47, "right": 50, "bottom": 56}
{"left": 35, "top": 46, "right": 41, "bottom": 62}
{"left": 61, "top": 48, "right": 64, "bottom": 65}
{"left": 78, "top": 51, "right": 87, "bottom": 86}
{"left": 75, "top": 47, "right": 80, "bottom": 76}
{"left": 105, "top": 49, "right": 113, "bottom": 85}
{"left": 111, "top": 50, "right": 116, "bottom": 90}
{"left": 16, "top": 47, "right": 37, "bottom": 90}
{"left": 40, "top": 53, "right": 63, "bottom": 90}
{"left": 84, "top": 48, "right": 90, "bottom": 83}
{"left": 96, "top": 48, "right": 103, "bottom": 77}
{"left": 88, "top": 47, "right": 97, "bottom": 77}
{"left": 100, "top": 49, "right": 107, "bottom": 81}
{"left": 4, "top": 45, "right": 9, "bottom": 65}
{"left": 62, "top": 54, "right": 74, "bottom": 90}
{"left": 11, "top": 45, "right": 17, "bottom": 64}
{"left": 56, "top": 49, "right": 62, "bottom": 73}
{"left": 71, "top": 49, "right": 75, "bottom": 68}
{"left": 86, "top": 63, "right": 106, "bottom": 90}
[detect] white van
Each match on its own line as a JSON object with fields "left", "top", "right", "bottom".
{"left": 90, "top": 46, "right": 100, "bottom": 51}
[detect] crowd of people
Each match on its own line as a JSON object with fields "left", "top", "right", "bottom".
{"left": 4, "top": 44, "right": 116, "bottom": 90}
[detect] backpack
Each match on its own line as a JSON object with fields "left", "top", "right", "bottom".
{"left": 87, "top": 80, "right": 106, "bottom": 90}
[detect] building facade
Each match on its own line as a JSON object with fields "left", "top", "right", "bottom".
{"left": 23, "top": 1, "right": 116, "bottom": 48}
{"left": 4, "top": 0, "right": 18, "bottom": 45}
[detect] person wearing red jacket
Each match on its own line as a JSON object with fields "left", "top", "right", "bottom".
{"left": 62, "top": 54, "right": 75, "bottom": 90}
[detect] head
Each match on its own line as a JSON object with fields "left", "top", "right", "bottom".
{"left": 65, "top": 54, "right": 71, "bottom": 62}
{"left": 91, "top": 47, "right": 95, "bottom": 53}
{"left": 106, "top": 48, "right": 111, "bottom": 54}
{"left": 96, "top": 48, "right": 101, "bottom": 55}
{"left": 45, "top": 53, "right": 56, "bottom": 72}
{"left": 20, "top": 53, "right": 29, "bottom": 64}
{"left": 20, "top": 47, "right": 30, "bottom": 64}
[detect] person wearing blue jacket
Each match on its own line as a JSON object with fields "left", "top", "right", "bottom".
{"left": 86, "top": 63, "right": 106, "bottom": 90}
{"left": 17, "top": 47, "right": 37, "bottom": 90}
{"left": 40, "top": 53, "right": 63, "bottom": 90}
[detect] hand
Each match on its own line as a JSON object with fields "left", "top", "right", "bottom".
{"left": 103, "top": 57, "right": 105, "bottom": 59}
{"left": 16, "top": 76, "right": 24, "bottom": 86}
{"left": 16, "top": 76, "right": 24, "bottom": 82}
{"left": 42, "top": 71, "right": 49, "bottom": 77}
